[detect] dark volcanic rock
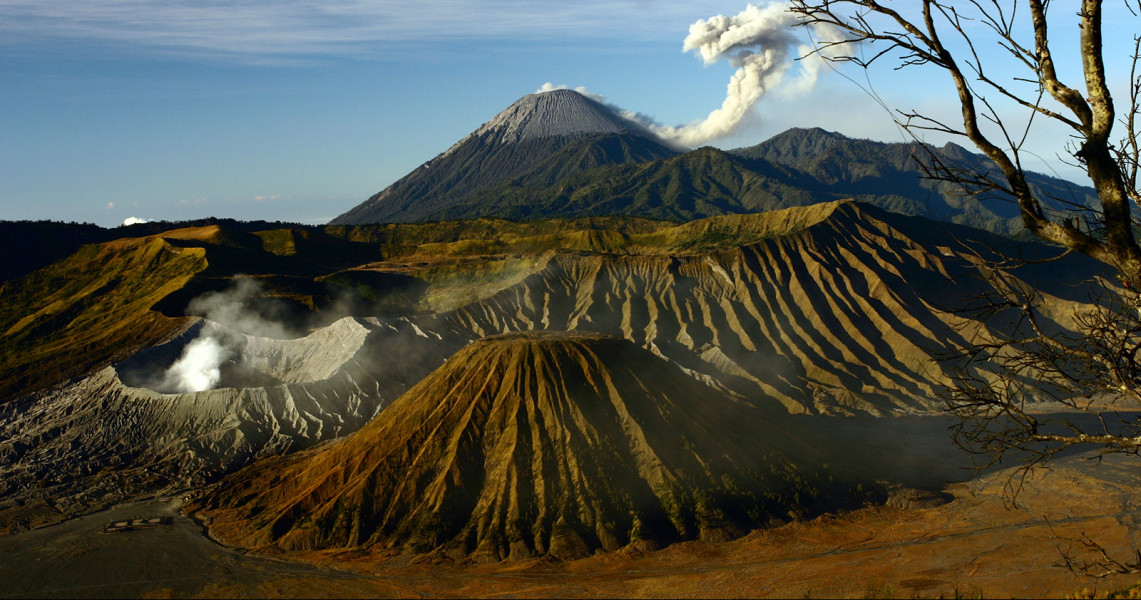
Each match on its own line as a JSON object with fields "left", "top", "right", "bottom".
{"left": 334, "top": 100, "right": 1097, "bottom": 236}
{"left": 0, "top": 317, "right": 461, "bottom": 518}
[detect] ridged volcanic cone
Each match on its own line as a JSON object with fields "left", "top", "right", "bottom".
{"left": 201, "top": 331, "right": 840, "bottom": 561}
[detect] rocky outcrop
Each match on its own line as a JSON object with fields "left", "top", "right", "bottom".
{"left": 461, "top": 88, "right": 661, "bottom": 145}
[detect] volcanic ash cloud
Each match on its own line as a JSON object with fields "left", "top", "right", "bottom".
{"left": 649, "top": 1, "right": 849, "bottom": 147}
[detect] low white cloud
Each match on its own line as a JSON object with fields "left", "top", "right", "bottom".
{"left": 253, "top": 194, "right": 279, "bottom": 202}
{"left": 122, "top": 216, "right": 149, "bottom": 226}
{"left": 1, "top": 1, "right": 738, "bottom": 62}
{"left": 536, "top": 82, "right": 592, "bottom": 96}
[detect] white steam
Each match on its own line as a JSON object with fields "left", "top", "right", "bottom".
{"left": 540, "top": 2, "right": 850, "bottom": 148}
{"left": 186, "top": 278, "right": 292, "bottom": 340}
{"left": 160, "top": 336, "right": 232, "bottom": 393}
{"left": 160, "top": 277, "right": 291, "bottom": 393}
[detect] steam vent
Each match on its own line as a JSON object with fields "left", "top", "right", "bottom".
{"left": 116, "top": 319, "right": 372, "bottom": 393}
{"left": 201, "top": 331, "right": 845, "bottom": 561}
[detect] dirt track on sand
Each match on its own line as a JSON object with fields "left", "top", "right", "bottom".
{"left": 0, "top": 498, "right": 379, "bottom": 599}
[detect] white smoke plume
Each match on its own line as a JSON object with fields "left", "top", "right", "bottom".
{"left": 160, "top": 277, "right": 291, "bottom": 392}
{"left": 651, "top": 2, "right": 850, "bottom": 147}
{"left": 185, "top": 277, "right": 292, "bottom": 339}
{"left": 539, "top": 3, "right": 850, "bottom": 148}
{"left": 160, "top": 336, "right": 232, "bottom": 393}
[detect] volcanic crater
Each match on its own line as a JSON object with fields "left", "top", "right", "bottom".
{"left": 116, "top": 316, "right": 373, "bottom": 393}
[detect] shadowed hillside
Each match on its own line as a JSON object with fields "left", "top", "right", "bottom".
{"left": 332, "top": 89, "right": 679, "bottom": 224}
{"left": 0, "top": 234, "right": 208, "bottom": 402}
{"left": 0, "top": 224, "right": 399, "bottom": 403}
{"left": 201, "top": 332, "right": 855, "bottom": 560}
{"left": 430, "top": 133, "right": 1095, "bottom": 234}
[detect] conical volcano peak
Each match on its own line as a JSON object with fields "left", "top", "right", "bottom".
{"left": 200, "top": 329, "right": 843, "bottom": 560}
{"left": 470, "top": 88, "right": 658, "bottom": 144}
{"left": 329, "top": 87, "right": 681, "bottom": 224}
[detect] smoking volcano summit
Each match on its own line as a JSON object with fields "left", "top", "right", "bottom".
{"left": 330, "top": 88, "right": 681, "bottom": 225}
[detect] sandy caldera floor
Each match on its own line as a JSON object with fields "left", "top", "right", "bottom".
{"left": 182, "top": 449, "right": 1141, "bottom": 599}
{"left": 2, "top": 440, "right": 1140, "bottom": 598}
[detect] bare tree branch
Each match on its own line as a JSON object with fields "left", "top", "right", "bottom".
{"left": 791, "top": 18, "right": 1141, "bottom": 583}
{"left": 791, "top": 0, "right": 1141, "bottom": 285}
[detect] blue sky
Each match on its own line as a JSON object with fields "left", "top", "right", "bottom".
{"left": 2, "top": 1, "right": 1135, "bottom": 227}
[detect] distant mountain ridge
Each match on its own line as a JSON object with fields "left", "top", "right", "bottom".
{"left": 331, "top": 87, "right": 1097, "bottom": 236}
{"left": 731, "top": 127, "right": 1093, "bottom": 230}
{"left": 450, "top": 129, "right": 1097, "bottom": 235}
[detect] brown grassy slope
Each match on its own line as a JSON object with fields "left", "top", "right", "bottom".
{"left": 0, "top": 224, "right": 397, "bottom": 403}
{"left": 1, "top": 200, "right": 1096, "bottom": 412}
{"left": 0, "top": 234, "right": 207, "bottom": 402}
{"left": 347, "top": 201, "right": 835, "bottom": 261}
{"left": 324, "top": 215, "right": 672, "bottom": 247}
{"left": 201, "top": 332, "right": 849, "bottom": 561}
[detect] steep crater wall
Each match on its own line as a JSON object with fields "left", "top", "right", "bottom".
{"left": 201, "top": 331, "right": 859, "bottom": 560}
{"left": 116, "top": 317, "right": 373, "bottom": 392}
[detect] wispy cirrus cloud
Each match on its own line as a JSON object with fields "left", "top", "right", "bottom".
{"left": 1, "top": 0, "right": 739, "bottom": 62}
